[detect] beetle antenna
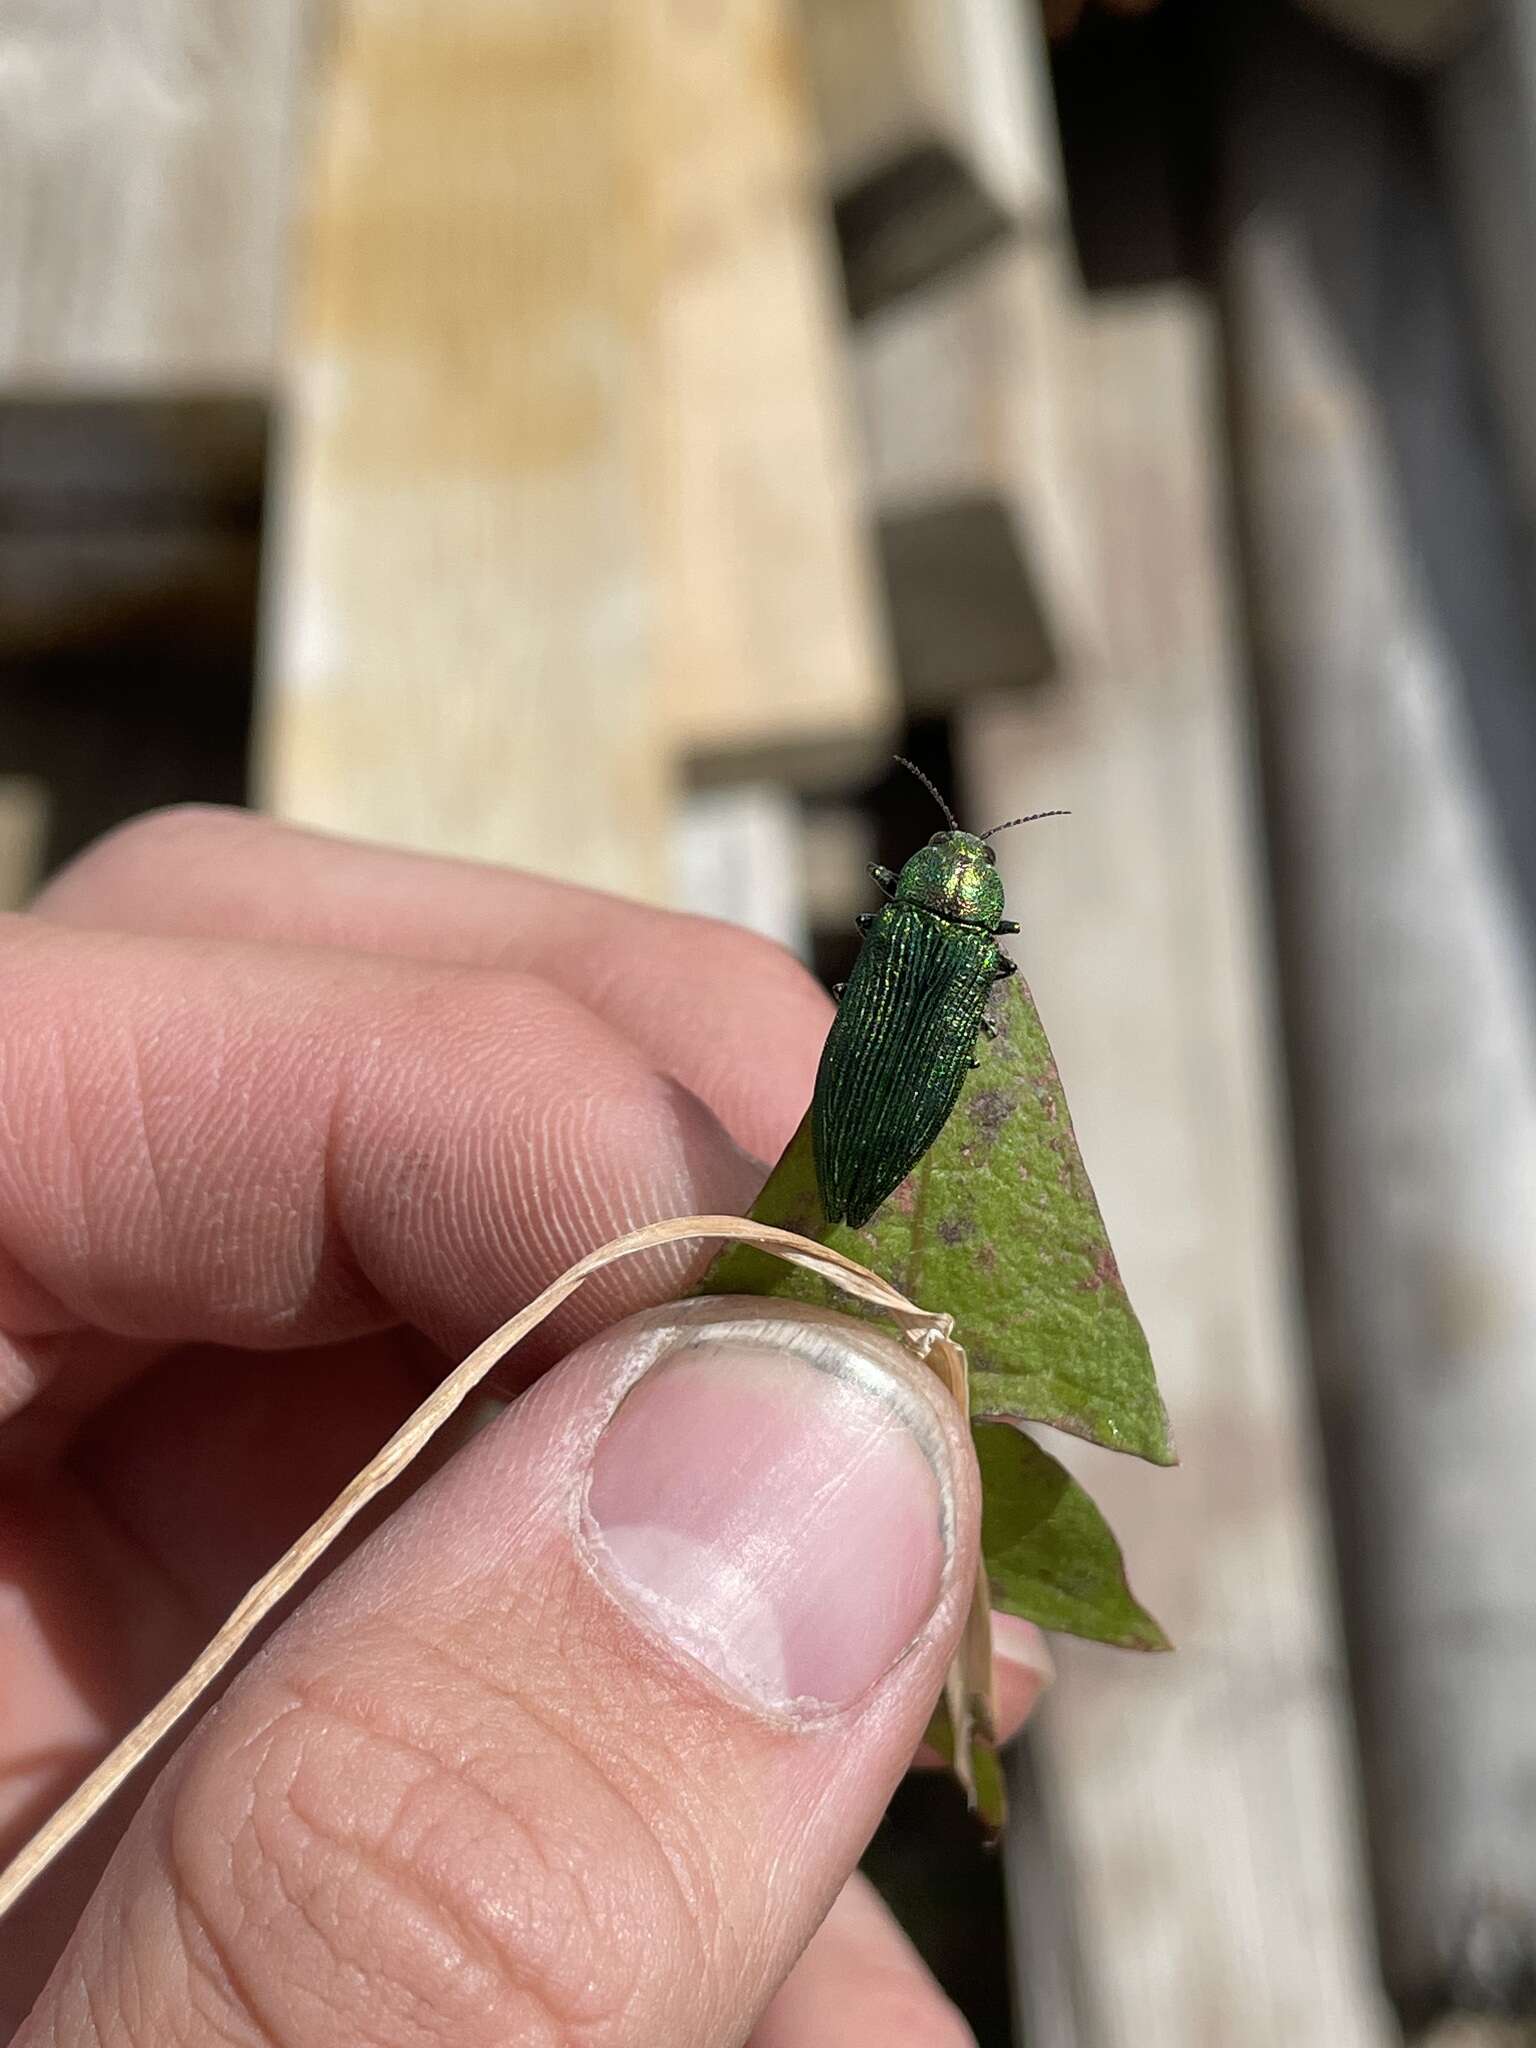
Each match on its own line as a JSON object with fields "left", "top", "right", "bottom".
{"left": 980, "top": 810, "right": 1071, "bottom": 839}
{"left": 893, "top": 756, "right": 959, "bottom": 830}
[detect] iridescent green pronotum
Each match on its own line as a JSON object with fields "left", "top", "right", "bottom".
{"left": 812, "top": 761, "right": 1066, "bottom": 1229}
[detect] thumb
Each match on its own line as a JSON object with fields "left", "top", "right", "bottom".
{"left": 21, "top": 1295, "right": 981, "bottom": 2048}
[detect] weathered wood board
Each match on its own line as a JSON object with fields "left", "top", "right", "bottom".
{"left": 653, "top": 0, "right": 895, "bottom": 788}
{"left": 256, "top": 0, "right": 674, "bottom": 899}
{"left": 800, "top": 0, "right": 1061, "bottom": 315}
{"left": 1219, "top": 3, "right": 1536, "bottom": 2018}
{"left": 0, "top": 3, "right": 306, "bottom": 385}
{"left": 958, "top": 243, "right": 1393, "bottom": 2048}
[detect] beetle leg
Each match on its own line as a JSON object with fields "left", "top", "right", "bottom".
{"left": 993, "top": 954, "right": 1018, "bottom": 981}
{"left": 996, "top": 918, "right": 1020, "bottom": 935}
{"left": 868, "top": 864, "right": 898, "bottom": 897}
{"left": 968, "top": 1056, "right": 982, "bottom": 1070}
{"left": 855, "top": 911, "right": 875, "bottom": 932}
{"left": 832, "top": 982, "right": 847, "bottom": 1000}
{"left": 979, "top": 1015, "right": 999, "bottom": 1039}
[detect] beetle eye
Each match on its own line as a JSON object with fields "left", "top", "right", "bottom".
{"left": 983, "top": 844, "right": 997, "bottom": 864}
{"left": 928, "top": 831, "right": 950, "bottom": 848}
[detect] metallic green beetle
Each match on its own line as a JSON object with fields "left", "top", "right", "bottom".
{"left": 812, "top": 762, "right": 1065, "bottom": 1228}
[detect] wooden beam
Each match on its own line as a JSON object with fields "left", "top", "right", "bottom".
{"left": 0, "top": 779, "right": 48, "bottom": 912}
{"left": 801, "top": 0, "right": 1061, "bottom": 315}
{"left": 673, "top": 785, "right": 810, "bottom": 958}
{"left": 853, "top": 252, "right": 1089, "bottom": 714}
{"left": 256, "top": 0, "right": 673, "bottom": 901}
{"left": 1218, "top": 2, "right": 1536, "bottom": 2018}
{"left": 0, "top": 3, "right": 305, "bottom": 385}
{"left": 1437, "top": 2, "right": 1536, "bottom": 618}
{"left": 653, "top": 0, "right": 895, "bottom": 788}
{"left": 1296, "top": 0, "right": 1486, "bottom": 66}
{"left": 960, "top": 244, "right": 1391, "bottom": 2048}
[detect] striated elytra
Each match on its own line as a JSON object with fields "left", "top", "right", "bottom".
{"left": 812, "top": 763, "right": 1065, "bottom": 1229}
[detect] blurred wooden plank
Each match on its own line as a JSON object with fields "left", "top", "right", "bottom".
{"left": 840, "top": 0, "right": 1076, "bottom": 718}
{"left": 1296, "top": 0, "right": 1486, "bottom": 65}
{"left": 1437, "top": 3, "right": 1536, "bottom": 613}
{"left": 0, "top": 3, "right": 306, "bottom": 385}
{"left": 673, "top": 785, "right": 810, "bottom": 957}
{"left": 960, "top": 244, "right": 1392, "bottom": 2047}
{"left": 1219, "top": 3, "right": 1536, "bottom": 2020}
{"left": 655, "top": 0, "right": 895, "bottom": 787}
{"left": 0, "top": 396, "right": 263, "bottom": 878}
{"left": 0, "top": 779, "right": 48, "bottom": 911}
{"left": 801, "top": 0, "right": 1061, "bottom": 315}
{"left": 0, "top": 397, "right": 267, "bottom": 513}
{"left": 1422, "top": 2022, "right": 1536, "bottom": 2048}
{"left": 257, "top": 0, "right": 673, "bottom": 900}
{"left": 854, "top": 255, "right": 1083, "bottom": 714}
{"left": 0, "top": 397, "right": 265, "bottom": 666}
{"left": 1002, "top": 1728, "right": 1096, "bottom": 2046}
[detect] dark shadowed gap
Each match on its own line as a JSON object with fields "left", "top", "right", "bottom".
{"left": 0, "top": 395, "right": 265, "bottom": 884}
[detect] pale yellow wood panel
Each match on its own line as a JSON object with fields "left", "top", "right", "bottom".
{"left": 655, "top": 0, "right": 895, "bottom": 787}
{"left": 0, "top": 2, "right": 306, "bottom": 384}
{"left": 257, "top": 0, "right": 673, "bottom": 901}
{"left": 959, "top": 249, "right": 1393, "bottom": 2046}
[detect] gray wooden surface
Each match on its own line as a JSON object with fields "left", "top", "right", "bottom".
{"left": 956, "top": 240, "right": 1392, "bottom": 2048}
{"left": 800, "top": 0, "right": 1060, "bottom": 315}
{"left": 1297, "top": 0, "right": 1488, "bottom": 64}
{"left": 0, "top": 1, "right": 307, "bottom": 384}
{"left": 1218, "top": 2, "right": 1536, "bottom": 2021}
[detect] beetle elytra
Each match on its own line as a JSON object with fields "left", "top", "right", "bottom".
{"left": 811, "top": 761, "right": 1066, "bottom": 1229}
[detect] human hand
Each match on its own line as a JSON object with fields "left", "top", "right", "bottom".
{"left": 3, "top": 807, "right": 1050, "bottom": 2044}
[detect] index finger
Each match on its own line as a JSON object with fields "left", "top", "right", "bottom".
{"left": 35, "top": 807, "right": 833, "bottom": 1166}
{"left": 0, "top": 916, "right": 764, "bottom": 1417}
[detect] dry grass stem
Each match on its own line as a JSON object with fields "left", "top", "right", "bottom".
{"left": 0, "top": 1214, "right": 990, "bottom": 1920}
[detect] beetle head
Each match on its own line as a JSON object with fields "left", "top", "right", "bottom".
{"left": 894, "top": 831, "right": 1006, "bottom": 927}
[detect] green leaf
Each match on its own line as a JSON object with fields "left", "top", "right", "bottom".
{"left": 701, "top": 977, "right": 1174, "bottom": 1465}
{"left": 922, "top": 1698, "right": 1007, "bottom": 1832}
{"left": 975, "top": 1421, "right": 1169, "bottom": 1651}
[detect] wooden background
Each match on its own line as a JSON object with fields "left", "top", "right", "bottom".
{"left": 4, "top": 1, "right": 1535, "bottom": 2041}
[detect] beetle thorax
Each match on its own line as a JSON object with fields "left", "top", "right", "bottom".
{"left": 894, "top": 832, "right": 1005, "bottom": 927}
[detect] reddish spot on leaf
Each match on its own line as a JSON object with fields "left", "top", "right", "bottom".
{"left": 1078, "top": 1243, "right": 1124, "bottom": 1294}
{"left": 968, "top": 1088, "right": 1015, "bottom": 1139}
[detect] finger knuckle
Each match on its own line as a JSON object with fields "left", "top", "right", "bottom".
{"left": 165, "top": 1649, "right": 715, "bottom": 2048}
{"left": 52, "top": 803, "right": 252, "bottom": 892}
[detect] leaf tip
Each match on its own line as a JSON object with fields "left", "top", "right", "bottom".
{"left": 1127, "top": 1610, "right": 1175, "bottom": 1653}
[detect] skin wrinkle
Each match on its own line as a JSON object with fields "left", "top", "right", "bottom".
{"left": 125, "top": 1023, "right": 172, "bottom": 1254}
{"left": 297, "top": 1734, "right": 607, "bottom": 2037}
{"left": 81, "top": 1955, "right": 116, "bottom": 2048}
{"left": 347, "top": 1618, "right": 711, "bottom": 1970}
{"left": 173, "top": 1913, "right": 269, "bottom": 2048}
{"left": 188, "top": 1677, "right": 654, "bottom": 2047}
{"left": 169, "top": 1893, "right": 272, "bottom": 2048}
{"left": 195, "top": 1829, "right": 418, "bottom": 2048}
{"left": 246, "top": 1784, "right": 517, "bottom": 2048}
{"left": 35, "top": 809, "right": 829, "bottom": 1166}
{"left": 48, "top": 1022, "right": 97, "bottom": 1319}
{"left": 330, "top": 972, "right": 702, "bottom": 1362}
{"left": 306, "top": 1060, "right": 393, "bottom": 1342}
{"left": 0, "top": 922, "right": 752, "bottom": 1362}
